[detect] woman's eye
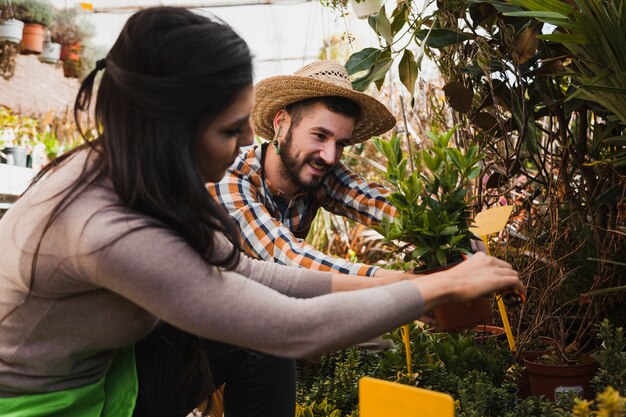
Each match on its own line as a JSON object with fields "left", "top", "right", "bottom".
{"left": 225, "top": 127, "right": 243, "bottom": 137}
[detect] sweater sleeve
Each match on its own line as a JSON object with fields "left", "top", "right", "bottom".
{"left": 214, "top": 232, "right": 333, "bottom": 299}
{"left": 78, "top": 221, "right": 423, "bottom": 359}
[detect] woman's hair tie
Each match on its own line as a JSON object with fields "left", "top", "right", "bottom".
{"left": 96, "top": 59, "right": 107, "bottom": 71}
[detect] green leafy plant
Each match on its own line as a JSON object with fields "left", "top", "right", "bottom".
{"left": 50, "top": 7, "right": 93, "bottom": 46}
{"left": 322, "top": 0, "right": 626, "bottom": 362}
{"left": 374, "top": 128, "right": 484, "bottom": 269}
{"left": 295, "top": 399, "right": 351, "bottom": 417}
{"left": 12, "top": 0, "right": 54, "bottom": 27}
{"left": 571, "top": 386, "right": 626, "bottom": 417}
{"left": 591, "top": 319, "right": 626, "bottom": 396}
{"left": 297, "top": 347, "right": 381, "bottom": 415}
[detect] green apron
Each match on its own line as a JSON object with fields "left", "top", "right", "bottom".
{"left": 0, "top": 345, "right": 137, "bottom": 417}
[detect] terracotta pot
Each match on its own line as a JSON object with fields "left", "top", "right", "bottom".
{"left": 349, "top": 0, "right": 386, "bottom": 19}
{"left": 21, "top": 23, "right": 45, "bottom": 54}
{"left": 0, "top": 19, "right": 24, "bottom": 44}
{"left": 416, "top": 261, "right": 493, "bottom": 331}
{"left": 472, "top": 324, "right": 506, "bottom": 342}
{"left": 61, "top": 42, "right": 81, "bottom": 61}
{"left": 522, "top": 351, "right": 598, "bottom": 400}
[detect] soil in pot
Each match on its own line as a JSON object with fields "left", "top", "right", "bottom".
{"left": 471, "top": 325, "right": 507, "bottom": 343}
{"left": 522, "top": 351, "right": 598, "bottom": 400}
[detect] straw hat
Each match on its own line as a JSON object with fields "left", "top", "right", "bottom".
{"left": 252, "top": 61, "right": 396, "bottom": 145}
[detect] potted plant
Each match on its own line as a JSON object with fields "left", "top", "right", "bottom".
{"left": 38, "top": 27, "right": 59, "bottom": 63}
{"left": 349, "top": 0, "right": 386, "bottom": 19}
{"left": 0, "top": 107, "right": 38, "bottom": 168}
{"left": 522, "top": 347, "right": 598, "bottom": 401}
{"left": 374, "top": 128, "right": 493, "bottom": 330}
{"left": 13, "top": 0, "right": 53, "bottom": 54}
{"left": 50, "top": 7, "right": 94, "bottom": 78}
{"left": 0, "top": 1, "right": 24, "bottom": 44}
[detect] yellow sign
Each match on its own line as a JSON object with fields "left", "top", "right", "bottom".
{"left": 359, "top": 377, "right": 454, "bottom": 417}
{"left": 80, "top": 3, "right": 94, "bottom": 11}
{"left": 470, "top": 205, "right": 514, "bottom": 237}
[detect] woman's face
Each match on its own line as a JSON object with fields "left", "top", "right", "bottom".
{"left": 196, "top": 85, "right": 255, "bottom": 183}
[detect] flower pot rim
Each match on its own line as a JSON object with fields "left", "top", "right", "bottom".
{"left": 522, "top": 351, "right": 598, "bottom": 373}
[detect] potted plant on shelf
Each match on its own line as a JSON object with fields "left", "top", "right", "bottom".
{"left": 0, "top": 1, "right": 24, "bottom": 44}
{"left": 349, "top": 0, "right": 386, "bottom": 19}
{"left": 38, "top": 27, "right": 59, "bottom": 63}
{"left": 12, "top": 0, "right": 54, "bottom": 54}
{"left": 0, "top": 2, "right": 23, "bottom": 80}
{"left": 374, "top": 128, "right": 493, "bottom": 330}
{"left": 0, "top": 107, "right": 38, "bottom": 168}
{"left": 50, "top": 7, "right": 94, "bottom": 78}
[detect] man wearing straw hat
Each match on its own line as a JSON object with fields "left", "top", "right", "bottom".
{"left": 209, "top": 60, "right": 402, "bottom": 277}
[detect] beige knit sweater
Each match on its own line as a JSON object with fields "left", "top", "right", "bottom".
{"left": 0, "top": 150, "right": 423, "bottom": 397}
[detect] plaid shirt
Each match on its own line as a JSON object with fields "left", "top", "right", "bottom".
{"left": 208, "top": 144, "right": 396, "bottom": 276}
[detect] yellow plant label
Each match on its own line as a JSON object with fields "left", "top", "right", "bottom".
{"left": 359, "top": 377, "right": 454, "bottom": 417}
{"left": 470, "top": 205, "right": 514, "bottom": 237}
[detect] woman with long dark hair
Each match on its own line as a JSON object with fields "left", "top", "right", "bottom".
{"left": 0, "top": 6, "right": 523, "bottom": 417}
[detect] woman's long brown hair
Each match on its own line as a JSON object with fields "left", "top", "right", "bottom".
{"left": 23, "top": 7, "right": 253, "bottom": 414}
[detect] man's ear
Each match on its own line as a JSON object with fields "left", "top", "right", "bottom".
{"left": 272, "top": 110, "right": 290, "bottom": 140}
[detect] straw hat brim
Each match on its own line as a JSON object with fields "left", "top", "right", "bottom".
{"left": 253, "top": 75, "right": 396, "bottom": 145}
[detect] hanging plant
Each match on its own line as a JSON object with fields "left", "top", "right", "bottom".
{"left": 0, "top": 1, "right": 22, "bottom": 79}
{"left": 0, "top": 41, "right": 18, "bottom": 80}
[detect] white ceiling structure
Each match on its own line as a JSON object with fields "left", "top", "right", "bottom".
{"left": 47, "top": 0, "right": 380, "bottom": 81}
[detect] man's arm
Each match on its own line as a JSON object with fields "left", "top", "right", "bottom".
{"left": 209, "top": 171, "right": 378, "bottom": 276}
{"left": 321, "top": 162, "right": 396, "bottom": 227}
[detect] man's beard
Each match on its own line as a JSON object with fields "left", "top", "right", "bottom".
{"left": 278, "top": 129, "right": 330, "bottom": 193}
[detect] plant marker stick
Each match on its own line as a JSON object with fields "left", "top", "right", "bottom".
{"left": 401, "top": 324, "right": 412, "bottom": 374}
{"left": 482, "top": 234, "right": 517, "bottom": 352}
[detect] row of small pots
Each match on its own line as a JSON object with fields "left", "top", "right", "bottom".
{"left": 0, "top": 19, "right": 62, "bottom": 64}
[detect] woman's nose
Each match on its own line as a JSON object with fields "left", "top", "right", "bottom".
{"left": 240, "top": 120, "right": 254, "bottom": 147}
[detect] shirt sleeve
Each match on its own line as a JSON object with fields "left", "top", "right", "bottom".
{"left": 321, "top": 162, "right": 397, "bottom": 226}
{"left": 78, "top": 214, "right": 425, "bottom": 359}
{"left": 209, "top": 172, "right": 378, "bottom": 276}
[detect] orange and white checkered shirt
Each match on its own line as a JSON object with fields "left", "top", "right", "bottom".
{"left": 208, "top": 144, "right": 396, "bottom": 276}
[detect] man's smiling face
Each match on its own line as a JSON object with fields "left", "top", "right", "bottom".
{"left": 278, "top": 102, "right": 355, "bottom": 193}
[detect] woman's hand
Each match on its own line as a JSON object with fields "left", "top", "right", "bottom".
{"left": 410, "top": 252, "right": 524, "bottom": 311}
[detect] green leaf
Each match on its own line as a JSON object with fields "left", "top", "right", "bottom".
{"left": 440, "top": 226, "right": 458, "bottom": 236}
{"left": 467, "top": 166, "right": 482, "bottom": 180}
{"left": 467, "top": 0, "right": 523, "bottom": 13}
{"left": 436, "top": 248, "right": 448, "bottom": 266}
{"left": 345, "top": 48, "right": 382, "bottom": 75}
{"left": 538, "top": 33, "right": 588, "bottom": 44}
{"left": 390, "top": 2, "right": 409, "bottom": 36}
{"left": 352, "top": 49, "right": 392, "bottom": 92}
{"left": 448, "top": 148, "right": 464, "bottom": 170}
{"left": 398, "top": 49, "right": 419, "bottom": 96}
{"left": 502, "top": 10, "right": 568, "bottom": 19}
{"left": 411, "top": 246, "right": 430, "bottom": 259}
{"left": 415, "top": 29, "right": 471, "bottom": 49}
{"left": 376, "top": 4, "right": 392, "bottom": 45}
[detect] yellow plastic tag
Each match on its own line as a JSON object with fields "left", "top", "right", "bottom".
{"left": 359, "top": 377, "right": 454, "bottom": 417}
{"left": 470, "top": 205, "right": 514, "bottom": 237}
